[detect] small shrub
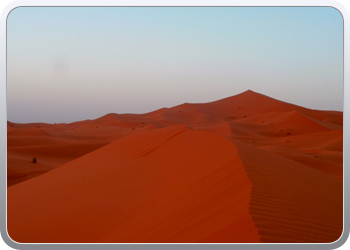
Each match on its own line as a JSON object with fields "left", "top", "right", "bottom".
{"left": 32, "top": 157, "right": 37, "bottom": 164}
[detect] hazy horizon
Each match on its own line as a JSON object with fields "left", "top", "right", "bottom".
{"left": 6, "top": 88, "right": 344, "bottom": 124}
{"left": 7, "top": 7, "right": 343, "bottom": 123}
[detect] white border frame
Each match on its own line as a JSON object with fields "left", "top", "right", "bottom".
{"left": 1, "top": 1, "right": 349, "bottom": 249}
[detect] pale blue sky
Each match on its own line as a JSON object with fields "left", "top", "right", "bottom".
{"left": 7, "top": 7, "right": 343, "bottom": 123}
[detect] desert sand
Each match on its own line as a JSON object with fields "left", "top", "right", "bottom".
{"left": 7, "top": 90, "right": 343, "bottom": 243}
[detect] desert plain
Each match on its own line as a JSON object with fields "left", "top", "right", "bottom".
{"left": 7, "top": 90, "right": 343, "bottom": 243}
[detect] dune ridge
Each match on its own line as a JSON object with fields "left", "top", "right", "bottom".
{"left": 8, "top": 125, "right": 260, "bottom": 243}
{"left": 7, "top": 90, "right": 343, "bottom": 243}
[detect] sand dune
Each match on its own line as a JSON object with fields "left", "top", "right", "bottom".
{"left": 8, "top": 125, "right": 259, "bottom": 243}
{"left": 159, "top": 103, "right": 225, "bottom": 127}
{"left": 231, "top": 139, "right": 342, "bottom": 243}
{"left": 7, "top": 90, "right": 343, "bottom": 243}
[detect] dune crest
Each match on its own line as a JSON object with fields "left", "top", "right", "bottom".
{"left": 8, "top": 125, "right": 260, "bottom": 243}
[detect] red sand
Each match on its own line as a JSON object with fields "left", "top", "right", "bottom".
{"left": 7, "top": 90, "right": 343, "bottom": 243}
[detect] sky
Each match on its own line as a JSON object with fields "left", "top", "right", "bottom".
{"left": 7, "top": 7, "right": 343, "bottom": 123}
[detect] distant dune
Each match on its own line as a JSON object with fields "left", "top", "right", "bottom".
{"left": 7, "top": 90, "right": 343, "bottom": 243}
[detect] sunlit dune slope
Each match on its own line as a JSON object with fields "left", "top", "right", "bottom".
{"left": 7, "top": 116, "right": 156, "bottom": 186}
{"left": 159, "top": 103, "right": 225, "bottom": 126}
{"left": 8, "top": 125, "right": 259, "bottom": 243}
